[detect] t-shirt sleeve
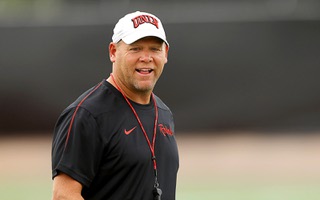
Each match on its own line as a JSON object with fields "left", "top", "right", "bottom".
{"left": 52, "top": 107, "right": 103, "bottom": 187}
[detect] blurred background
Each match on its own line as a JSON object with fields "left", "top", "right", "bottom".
{"left": 1, "top": 0, "right": 320, "bottom": 199}
{"left": 1, "top": 0, "right": 320, "bottom": 133}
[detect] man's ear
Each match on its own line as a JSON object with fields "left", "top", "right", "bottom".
{"left": 109, "top": 42, "right": 117, "bottom": 63}
{"left": 164, "top": 44, "right": 169, "bottom": 64}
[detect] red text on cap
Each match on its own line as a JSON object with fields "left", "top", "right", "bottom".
{"left": 131, "top": 15, "right": 159, "bottom": 29}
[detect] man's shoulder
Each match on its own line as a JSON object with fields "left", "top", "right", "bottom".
{"left": 64, "top": 80, "right": 119, "bottom": 117}
{"left": 153, "top": 94, "right": 172, "bottom": 112}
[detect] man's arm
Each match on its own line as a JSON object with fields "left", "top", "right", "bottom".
{"left": 52, "top": 173, "right": 84, "bottom": 200}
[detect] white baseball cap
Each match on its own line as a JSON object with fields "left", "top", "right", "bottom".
{"left": 112, "top": 11, "right": 169, "bottom": 46}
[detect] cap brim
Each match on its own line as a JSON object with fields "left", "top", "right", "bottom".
{"left": 122, "top": 31, "right": 169, "bottom": 46}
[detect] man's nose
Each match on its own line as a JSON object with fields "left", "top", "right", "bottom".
{"left": 139, "top": 52, "right": 153, "bottom": 62}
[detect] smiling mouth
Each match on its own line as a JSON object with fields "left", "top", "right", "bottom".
{"left": 136, "top": 69, "right": 153, "bottom": 74}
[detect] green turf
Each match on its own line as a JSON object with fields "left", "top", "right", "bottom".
{"left": 1, "top": 179, "right": 320, "bottom": 200}
{"left": 0, "top": 180, "right": 52, "bottom": 200}
{"left": 177, "top": 181, "right": 320, "bottom": 200}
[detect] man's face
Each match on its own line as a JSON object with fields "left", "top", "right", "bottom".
{"left": 110, "top": 37, "right": 169, "bottom": 94}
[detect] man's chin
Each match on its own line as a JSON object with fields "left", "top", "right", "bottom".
{"left": 134, "top": 82, "right": 155, "bottom": 93}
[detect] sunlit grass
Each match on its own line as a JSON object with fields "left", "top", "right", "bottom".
{"left": 177, "top": 181, "right": 320, "bottom": 200}
{"left": 0, "top": 179, "right": 51, "bottom": 200}
{"left": 1, "top": 179, "right": 320, "bottom": 200}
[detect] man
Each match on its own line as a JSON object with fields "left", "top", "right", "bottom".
{"left": 51, "top": 11, "right": 179, "bottom": 200}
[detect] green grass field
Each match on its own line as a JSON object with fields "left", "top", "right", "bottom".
{"left": 1, "top": 179, "right": 320, "bottom": 200}
{"left": 1, "top": 133, "right": 320, "bottom": 200}
{"left": 177, "top": 181, "right": 320, "bottom": 200}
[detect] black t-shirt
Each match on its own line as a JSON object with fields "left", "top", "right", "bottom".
{"left": 52, "top": 80, "right": 179, "bottom": 200}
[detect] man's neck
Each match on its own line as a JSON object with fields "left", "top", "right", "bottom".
{"left": 106, "top": 76, "right": 152, "bottom": 105}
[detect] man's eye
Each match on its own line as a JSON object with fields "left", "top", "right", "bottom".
{"left": 151, "top": 48, "right": 161, "bottom": 51}
{"left": 130, "top": 47, "right": 140, "bottom": 51}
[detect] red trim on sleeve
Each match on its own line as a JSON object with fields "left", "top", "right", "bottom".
{"left": 64, "top": 81, "right": 103, "bottom": 149}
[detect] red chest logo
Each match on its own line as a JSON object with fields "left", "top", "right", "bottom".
{"left": 124, "top": 126, "right": 137, "bottom": 135}
{"left": 158, "top": 124, "right": 173, "bottom": 136}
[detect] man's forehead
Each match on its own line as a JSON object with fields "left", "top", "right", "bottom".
{"left": 131, "top": 36, "right": 165, "bottom": 45}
